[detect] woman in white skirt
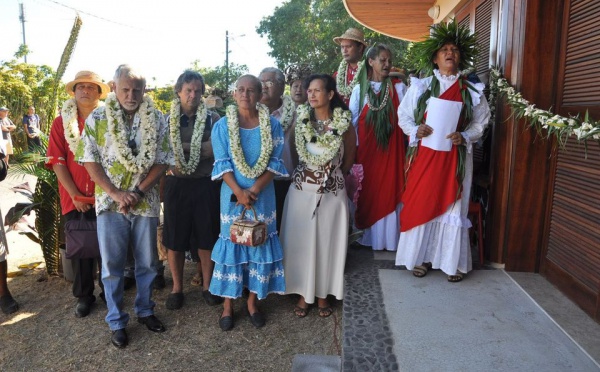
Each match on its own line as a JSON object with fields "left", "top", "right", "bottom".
{"left": 280, "top": 74, "right": 356, "bottom": 318}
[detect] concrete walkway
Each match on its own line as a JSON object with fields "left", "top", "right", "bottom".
{"left": 339, "top": 247, "right": 600, "bottom": 371}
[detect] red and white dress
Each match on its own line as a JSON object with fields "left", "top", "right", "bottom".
{"left": 349, "top": 80, "right": 407, "bottom": 251}
{"left": 395, "top": 70, "right": 490, "bottom": 275}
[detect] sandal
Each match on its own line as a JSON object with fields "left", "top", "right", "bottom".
{"left": 190, "top": 274, "right": 202, "bottom": 287}
{"left": 294, "top": 306, "right": 310, "bottom": 318}
{"left": 318, "top": 306, "right": 333, "bottom": 318}
{"left": 447, "top": 273, "right": 464, "bottom": 283}
{"left": 413, "top": 262, "right": 432, "bottom": 278}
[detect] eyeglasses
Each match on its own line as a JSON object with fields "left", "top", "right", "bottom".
{"left": 261, "top": 81, "right": 275, "bottom": 88}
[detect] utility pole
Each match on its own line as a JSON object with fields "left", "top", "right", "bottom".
{"left": 225, "top": 30, "right": 229, "bottom": 91}
{"left": 19, "top": 3, "right": 27, "bottom": 63}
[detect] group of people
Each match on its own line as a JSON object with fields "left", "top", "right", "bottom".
{"left": 0, "top": 105, "right": 43, "bottom": 164}
{"left": 1, "top": 20, "right": 490, "bottom": 350}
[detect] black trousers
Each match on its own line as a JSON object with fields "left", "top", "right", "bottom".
{"left": 65, "top": 210, "right": 103, "bottom": 299}
{"left": 274, "top": 179, "right": 292, "bottom": 233}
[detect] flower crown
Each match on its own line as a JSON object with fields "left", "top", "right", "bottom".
{"left": 284, "top": 64, "right": 312, "bottom": 85}
{"left": 412, "top": 19, "right": 478, "bottom": 76}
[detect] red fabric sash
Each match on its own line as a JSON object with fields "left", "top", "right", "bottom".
{"left": 355, "top": 82, "right": 406, "bottom": 229}
{"left": 400, "top": 80, "right": 463, "bottom": 232}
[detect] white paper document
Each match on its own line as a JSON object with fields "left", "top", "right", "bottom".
{"left": 422, "top": 97, "right": 463, "bottom": 152}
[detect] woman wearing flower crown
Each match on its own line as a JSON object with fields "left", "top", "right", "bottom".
{"left": 280, "top": 74, "right": 357, "bottom": 318}
{"left": 209, "top": 75, "right": 288, "bottom": 331}
{"left": 395, "top": 20, "right": 490, "bottom": 282}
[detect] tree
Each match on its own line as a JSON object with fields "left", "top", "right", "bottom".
{"left": 257, "top": 0, "right": 410, "bottom": 74}
{"left": 192, "top": 61, "right": 248, "bottom": 93}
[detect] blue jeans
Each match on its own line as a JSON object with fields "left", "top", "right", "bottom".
{"left": 97, "top": 211, "right": 158, "bottom": 330}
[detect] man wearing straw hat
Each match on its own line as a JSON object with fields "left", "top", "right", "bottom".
{"left": 333, "top": 27, "right": 368, "bottom": 105}
{"left": 46, "top": 71, "right": 110, "bottom": 318}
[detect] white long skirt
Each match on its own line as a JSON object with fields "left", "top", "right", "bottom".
{"left": 358, "top": 204, "right": 402, "bottom": 251}
{"left": 281, "top": 186, "right": 349, "bottom": 304}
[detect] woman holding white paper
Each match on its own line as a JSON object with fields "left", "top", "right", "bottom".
{"left": 395, "top": 20, "right": 490, "bottom": 282}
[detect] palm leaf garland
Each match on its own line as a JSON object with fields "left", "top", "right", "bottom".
{"left": 412, "top": 19, "right": 478, "bottom": 76}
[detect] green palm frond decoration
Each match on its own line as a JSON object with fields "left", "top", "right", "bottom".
{"left": 10, "top": 137, "right": 62, "bottom": 276}
{"left": 411, "top": 19, "right": 478, "bottom": 76}
{"left": 46, "top": 15, "right": 82, "bottom": 126}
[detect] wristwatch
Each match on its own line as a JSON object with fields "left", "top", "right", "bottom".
{"left": 133, "top": 186, "right": 145, "bottom": 198}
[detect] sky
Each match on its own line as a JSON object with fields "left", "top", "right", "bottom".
{"left": 0, "top": 0, "right": 285, "bottom": 88}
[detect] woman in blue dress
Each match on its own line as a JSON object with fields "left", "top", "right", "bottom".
{"left": 209, "top": 75, "right": 288, "bottom": 331}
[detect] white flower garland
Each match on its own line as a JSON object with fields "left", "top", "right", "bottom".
{"left": 62, "top": 98, "right": 104, "bottom": 155}
{"left": 336, "top": 60, "right": 364, "bottom": 97}
{"left": 61, "top": 98, "right": 80, "bottom": 155}
{"left": 279, "top": 95, "right": 295, "bottom": 132}
{"left": 105, "top": 92, "right": 157, "bottom": 173}
{"left": 226, "top": 103, "right": 273, "bottom": 179}
{"left": 295, "top": 104, "right": 350, "bottom": 166}
{"left": 490, "top": 68, "right": 600, "bottom": 144}
{"left": 169, "top": 98, "right": 207, "bottom": 175}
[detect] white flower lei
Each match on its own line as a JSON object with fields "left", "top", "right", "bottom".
{"left": 226, "top": 103, "right": 273, "bottom": 179}
{"left": 105, "top": 92, "right": 157, "bottom": 173}
{"left": 169, "top": 98, "right": 207, "bottom": 175}
{"left": 295, "top": 104, "right": 350, "bottom": 166}
{"left": 62, "top": 98, "right": 104, "bottom": 155}
{"left": 278, "top": 95, "right": 295, "bottom": 132}
{"left": 336, "top": 60, "right": 364, "bottom": 97}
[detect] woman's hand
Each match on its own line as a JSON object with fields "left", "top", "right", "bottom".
{"left": 446, "top": 131, "right": 465, "bottom": 146}
{"left": 416, "top": 124, "right": 433, "bottom": 139}
{"left": 235, "top": 189, "right": 257, "bottom": 209}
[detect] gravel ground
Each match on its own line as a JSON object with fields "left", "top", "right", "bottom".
{"left": 0, "top": 172, "right": 342, "bottom": 372}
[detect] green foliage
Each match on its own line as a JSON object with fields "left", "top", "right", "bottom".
{"left": 147, "top": 86, "right": 175, "bottom": 114}
{"left": 257, "top": 0, "right": 410, "bottom": 74}
{"left": 9, "top": 137, "right": 62, "bottom": 276}
{"left": 0, "top": 60, "right": 65, "bottom": 152}
{"left": 14, "top": 44, "right": 30, "bottom": 60}
{"left": 192, "top": 61, "right": 248, "bottom": 93}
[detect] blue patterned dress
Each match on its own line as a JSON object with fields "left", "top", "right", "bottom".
{"left": 209, "top": 115, "right": 288, "bottom": 299}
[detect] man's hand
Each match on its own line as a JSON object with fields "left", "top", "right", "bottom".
{"left": 416, "top": 124, "right": 433, "bottom": 139}
{"left": 73, "top": 198, "right": 92, "bottom": 213}
{"left": 446, "top": 132, "right": 465, "bottom": 146}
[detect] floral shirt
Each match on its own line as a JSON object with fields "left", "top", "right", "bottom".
{"left": 77, "top": 104, "right": 174, "bottom": 217}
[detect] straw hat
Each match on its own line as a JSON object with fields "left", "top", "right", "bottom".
{"left": 333, "top": 28, "right": 368, "bottom": 47}
{"left": 65, "top": 71, "right": 110, "bottom": 99}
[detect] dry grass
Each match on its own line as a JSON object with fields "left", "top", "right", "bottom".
{"left": 0, "top": 261, "right": 341, "bottom": 372}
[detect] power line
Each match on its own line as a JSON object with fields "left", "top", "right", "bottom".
{"left": 38, "top": 0, "right": 146, "bottom": 30}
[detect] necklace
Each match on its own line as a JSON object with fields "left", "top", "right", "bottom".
{"left": 295, "top": 104, "right": 350, "bottom": 166}
{"left": 366, "top": 81, "right": 391, "bottom": 112}
{"left": 62, "top": 98, "right": 103, "bottom": 155}
{"left": 336, "top": 60, "right": 364, "bottom": 97}
{"left": 105, "top": 92, "right": 158, "bottom": 173}
{"left": 278, "top": 95, "right": 295, "bottom": 131}
{"left": 226, "top": 103, "right": 273, "bottom": 179}
{"left": 169, "top": 98, "right": 207, "bottom": 175}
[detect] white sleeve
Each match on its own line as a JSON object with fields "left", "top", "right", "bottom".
{"left": 398, "top": 79, "right": 426, "bottom": 147}
{"left": 349, "top": 84, "right": 362, "bottom": 130}
{"left": 461, "top": 95, "right": 491, "bottom": 153}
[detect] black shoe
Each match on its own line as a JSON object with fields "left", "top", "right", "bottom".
{"left": 138, "top": 314, "right": 165, "bottom": 333}
{"left": 111, "top": 328, "right": 128, "bottom": 348}
{"left": 124, "top": 277, "right": 136, "bottom": 291}
{"left": 0, "top": 295, "right": 19, "bottom": 315}
{"left": 248, "top": 311, "right": 266, "bottom": 328}
{"left": 75, "top": 296, "right": 95, "bottom": 318}
{"left": 202, "top": 290, "right": 224, "bottom": 306}
{"left": 219, "top": 310, "right": 234, "bottom": 331}
{"left": 165, "top": 292, "right": 184, "bottom": 310}
{"left": 98, "top": 292, "right": 106, "bottom": 304}
{"left": 153, "top": 274, "right": 166, "bottom": 290}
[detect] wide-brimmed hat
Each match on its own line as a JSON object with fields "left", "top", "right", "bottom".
{"left": 65, "top": 71, "right": 110, "bottom": 99}
{"left": 333, "top": 28, "right": 368, "bottom": 47}
{"left": 0, "top": 107, "right": 8, "bottom": 112}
